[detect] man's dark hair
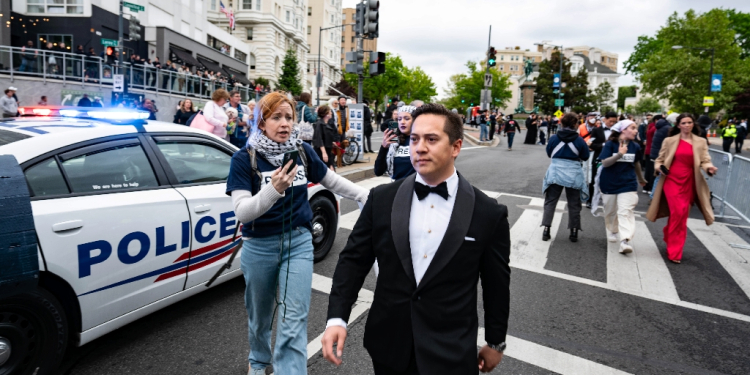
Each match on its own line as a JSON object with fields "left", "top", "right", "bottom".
{"left": 338, "top": 95, "right": 347, "bottom": 100}
{"left": 41, "top": 96, "right": 46, "bottom": 100}
{"left": 560, "top": 113, "right": 578, "bottom": 129}
{"left": 605, "top": 111, "right": 618, "bottom": 119}
{"left": 229, "top": 90, "right": 241, "bottom": 98}
{"left": 652, "top": 114, "right": 664, "bottom": 122}
{"left": 411, "top": 103, "right": 463, "bottom": 144}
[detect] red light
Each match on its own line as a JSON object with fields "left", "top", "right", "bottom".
{"left": 18, "top": 108, "right": 25, "bottom": 115}
{"left": 32, "top": 108, "right": 51, "bottom": 116}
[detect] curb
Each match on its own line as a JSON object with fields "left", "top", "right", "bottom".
{"left": 463, "top": 131, "right": 501, "bottom": 147}
{"left": 339, "top": 166, "right": 376, "bottom": 183}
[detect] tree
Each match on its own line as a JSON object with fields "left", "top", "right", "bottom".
{"left": 727, "top": 9, "right": 750, "bottom": 59}
{"left": 534, "top": 51, "right": 589, "bottom": 114}
{"left": 343, "top": 53, "right": 437, "bottom": 104}
{"left": 633, "top": 96, "right": 662, "bottom": 114}
{"left": 590, "top": 81, "right": 615, "bottom": 112}
{"left": 254, "top": 76, "right": 270, "bottom": 89}
{"left": 328, "top": 78, "right": 356, "bottom": 98}
{"left": 731, "top": 87, "right": 750, "bottom": 119}
{"left": 569, "top": 67, "right": 593, "bottom": 114}
{"left": 442, "top": 61, "right": 512, "bottom": 112}
{"left": 278, "top": 48, "right": 303, "bottom": 96}
{"left": 617, "top": 86, "right": 637, "bottom": 111}
{"left": 626, "top": 9, "right": 750, "bottom": 114}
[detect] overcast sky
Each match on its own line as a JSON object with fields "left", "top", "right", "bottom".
{"left": 341, "top": 0, "right": 749, "bottom": 99}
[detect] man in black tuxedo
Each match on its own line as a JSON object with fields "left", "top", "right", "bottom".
{"left": 322, "top": 104, "right": 511, "bottom": 374}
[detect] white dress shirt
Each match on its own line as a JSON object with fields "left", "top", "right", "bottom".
{"left": 327, "top": 170, "right": 459, "bottom": 330}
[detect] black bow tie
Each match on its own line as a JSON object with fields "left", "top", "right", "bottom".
{"left": 415, "top": 181, "right": 449, "bottom": 201}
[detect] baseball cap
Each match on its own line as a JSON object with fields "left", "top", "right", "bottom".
{"left": 8, "top": 86, "right": 17, "bottom": 91}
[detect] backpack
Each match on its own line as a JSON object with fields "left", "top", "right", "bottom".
{"left": 297, "top": 105, "right": 315, "bottom": 141}
{"left": 246, "top": 144, "right": 309, "bottom": 195}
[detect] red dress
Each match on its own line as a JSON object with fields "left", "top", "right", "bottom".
{"left": 662, "top": 140, "right": 695, "bottom": 260}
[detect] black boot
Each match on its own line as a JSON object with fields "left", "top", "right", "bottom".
{"left": 542, "top": 226, "right": 551, "bottom": 241}
{"left": 570, "top": 228, "right": 578, "bottom": 242}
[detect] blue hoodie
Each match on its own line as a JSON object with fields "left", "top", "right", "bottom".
{"left": 546, "top": 129, "right": 590, "bottom": 161}
{"left": 649, "top": 119, "right": 671, "bottom": 159}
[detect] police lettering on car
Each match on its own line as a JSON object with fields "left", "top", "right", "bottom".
{"left": 374, "top": 105, "right": 417, "bottom": 181}
{"left": 224, "top": 93, "right": 368, "bottom": 374}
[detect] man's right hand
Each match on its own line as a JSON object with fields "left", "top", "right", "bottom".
{"left": 321, "top": 326, "right": 348, "bottom": 366}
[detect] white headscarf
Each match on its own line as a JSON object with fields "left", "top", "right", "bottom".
{"left": 611, "top": 120, "right": 636, "bottom": 134}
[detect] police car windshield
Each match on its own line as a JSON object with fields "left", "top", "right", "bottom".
{"left": 0, "top": 128, "right": 31, "bottom": 146}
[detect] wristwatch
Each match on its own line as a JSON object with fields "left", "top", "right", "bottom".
{"left": 487, "top": 342, "right": 506, "bottom": 353}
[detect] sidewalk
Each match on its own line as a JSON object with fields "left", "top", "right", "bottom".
{"left": 464, "top": 125, "right": 501, "bottom": 147}
{"left": 706, "top": 134, "right": 750, "bottom": 152}
{"left": 336, "top": 152, "right": 377, "bottom": 182}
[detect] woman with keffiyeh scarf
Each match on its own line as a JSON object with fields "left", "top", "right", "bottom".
{"left": 225, "top": 92, "right": 369, "bottom": 375}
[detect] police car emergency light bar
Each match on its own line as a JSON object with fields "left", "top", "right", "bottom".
{"left": 18, "top": 106, "right": 151, "bottom": 121}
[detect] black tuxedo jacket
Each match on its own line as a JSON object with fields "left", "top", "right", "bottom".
{"left": 327, "top": 173, "right": 511, "bottom": 374}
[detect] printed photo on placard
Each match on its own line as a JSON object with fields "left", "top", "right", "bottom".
{"left": 356, "top": 133, "right": 362, "bottom": 142}
{"left": 350, "top": 110, "right": 356, "bottom": 118}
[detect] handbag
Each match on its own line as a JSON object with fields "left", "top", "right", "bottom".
{"left": 189, "top": 110, "right": 215, "bottom": 133}
{"left": 297, "top": 105, "right": 315, "bottom": 141}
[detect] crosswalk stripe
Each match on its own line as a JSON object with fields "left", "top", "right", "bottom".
{"left": 477, "top": 328, "right": 633, "bottom": 375}
{"left": 339, "top": 210, "right": 360, "bottom": 231}
{"left": 687, "top": 218, "right": 750, "bottom": 301}
{"left": 508, "top": 198, "right": 565, "bottom": 269}
{"left": 606, "top": 221, "right": 679, "bottom": 301}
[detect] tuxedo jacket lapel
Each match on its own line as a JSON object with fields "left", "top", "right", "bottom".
{"left": 392, "top": 174, "right": 417, "bottom": 285}
{"left": 415, "top": 174, "right": 475, "bottom": 293}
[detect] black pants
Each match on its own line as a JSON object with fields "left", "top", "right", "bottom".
{"left": 543, "top": 184, "right": 582, "bottom": 230}
{"left": 489, "top": 124, "right": 496, "bottom": 140}
{"left": 644, "top": 155, "right": 655, "bottom": 191}
{"left": 723, "top": 138, "right": 734, "bottom": 153}
{"left": 373, "top": 351, "right": 419, "bottom": 375}
{"left": 587, "top": 160, "right": 599, "bottom": 204}
{"left": 736, "top": 137, "right": 744, "bottom": 153}
{"left": 364, "top": 132, "right": 373, "bottom": 152}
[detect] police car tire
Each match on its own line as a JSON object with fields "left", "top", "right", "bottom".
{"left": 310, "top": 196, "right": 337, "bottom": 263}
{"left": 0, "top": 288, "right": 68, "bottom": 375}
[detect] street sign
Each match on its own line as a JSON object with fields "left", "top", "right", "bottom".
{"left": 554, "top": 99, "right": 564, "bottom": 107}
{"left": 60, "top": 89, "right": 103, "bottom": 106}
{"left": 101, "top": 38, "right": 118, "bottom": 47}
{"left": 554, "top": 110, "right": 563, "bottom": 118}
{"left": 711, "top": 74, "right": 722, "bottom": 92}
{"left": 113, "top": 74, "right": 125, "bottom": 92}
{"left": 484, "top": 73, "right": 493, "bottom": 87}
{"left": 703, "top": 96, "right": 714, "bottom": 107}
{"left": 553, "top": 74, "right": 560, "bottom": 88}
{"left": 123, "top": 1, "right": 145, "bottom": 12}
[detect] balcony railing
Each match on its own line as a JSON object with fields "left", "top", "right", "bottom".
{"left": 0, "top": 45, "right": 265, "bottom": 104}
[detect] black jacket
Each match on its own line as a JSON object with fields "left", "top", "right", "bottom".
{"left": 589, "top": 125, "right": 610, "bottom": 158}
{"left": 173, "top": 109, "right": 195, "bottom": 125}
{"left": 327, "top": 174, "right": 511, "bottom": 374}
{"left": 650, "top": 119, "right": 672, "bottom": 159}
{"left": 363, "top": 106, "right": 373, "bottom": 134}
{"left": 313, "top": 118, "right": 337, "bottom": 149}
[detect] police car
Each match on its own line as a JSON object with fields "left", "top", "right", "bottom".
{"left": 0, "top": 108, "right": 340, "bottom": 374}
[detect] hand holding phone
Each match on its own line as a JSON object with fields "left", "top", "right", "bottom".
{"left": 660, "top": 165, "right": 670, "bottom": 176}
{"left": 282, "top": 150, "right": 299, "bottom": 176}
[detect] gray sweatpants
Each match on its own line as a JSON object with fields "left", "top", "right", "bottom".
{"left": 542, "top": 184, "right": 582, "bottom": 230}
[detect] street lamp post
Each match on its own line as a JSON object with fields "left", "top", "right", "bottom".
{"left": 317, "top": 23, "right": 355, "bottom": 106}
{"left": 672, "top": 45, "right": 716, "bottom": 113}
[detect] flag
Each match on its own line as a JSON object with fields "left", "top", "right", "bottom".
{"left": 219, "top": 1, "right": 235, "bottom": 30}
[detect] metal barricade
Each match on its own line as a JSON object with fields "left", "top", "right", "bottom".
{"left": 724, "top": 155, "right": 750, "bottom": 223}
{"left": 707, "top": 148, "right": 733, "bottom": 216}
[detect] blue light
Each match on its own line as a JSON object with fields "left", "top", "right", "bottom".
{"left": 87, "top": 111, "right": 150, "bottom": 120}
{"left": 59, "top": 109, "right": 82, "bottom": 117}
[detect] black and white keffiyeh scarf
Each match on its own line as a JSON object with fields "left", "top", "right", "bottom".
{"left": 248, "top": 128, "right": 303, "bottom": 167}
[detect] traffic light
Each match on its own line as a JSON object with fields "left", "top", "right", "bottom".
{"left": 346, "top": 50, "right": 364, "bottom": 74}
{"left": 355, "top": 3, "right": 364, "bottom": 35}
{"left": 369, "top": 51, "right": 385, "bottom": 76}
{"left": 363, "top": 0, "right": 379, "bottom": 39}
{"left": 487, "top": 47, "right": 496, "bottom": 67}
{"left": 129, "top": 16, "right": 141, "bottom": 41}
{"left": 461, "top": 98, "right": 465, "bottom": 103}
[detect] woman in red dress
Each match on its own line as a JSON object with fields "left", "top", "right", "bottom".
{"left": 648, "top": 114, "right": 718, "bottom": 263}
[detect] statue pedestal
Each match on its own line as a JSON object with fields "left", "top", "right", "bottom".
{"left": 521, "top": 83, "right": 536, "bottom": 113}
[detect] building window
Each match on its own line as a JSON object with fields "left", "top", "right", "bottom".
{"left": 207, "top": 35, "right": 229, "bottom": 53}
{"left": 500, "top": 55, "right": 504, "bottom": 61}
{"left": 340, "top": 47, "right": 344, "bottom": 54}
{"left": 294, "top": 18, "right": 298, "bottom": 28}
{"left": 351, "top": 24, "right": 355, "bottom": 31}
{"left": 235, "top": 49, "right": 247, "bottom": 62}
{"left": 27, "top": 0, "right": 83, "bottom": 14}
{"left": 499, "top": 65, "right": 503, "bottom": 71}
{"left": 307, "top": 26, "right": 311, "bottom": 35}
{"left": 242, "top": 0, "right": 252, "bottom": 9}
{"left": 331, "top": 14, "right": 334, "bottom": 23}
{"left": 250, "top": 54, "right": 256, "bottom": 70}
{"left": 307, "top": 63, "right": 310, "bottom": 73}
{"left": 351, "top": 36, "right": 354, "bottom": 43}
{"left": 308, "top": 7, "right": 312, "bottom": 16}
{"left": 37, "top": 34, "right": 73, "bottom": 50}
{"left": 246, "top": 27, "right": 253, "bottom": 40}
{"left": 211, "top": 0, "right": 217, "bottom": 10}
{"left": 286, "top": 11, "right": 290, "bottom": 22}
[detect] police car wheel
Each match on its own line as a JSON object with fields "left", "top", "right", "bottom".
{"left": 310, "top": 196, "right": 337, "bottom": 263}
{"left": 0, "top": 288, "right": 68, "bottom": 375}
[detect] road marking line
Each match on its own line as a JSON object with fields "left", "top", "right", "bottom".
{"left": 606, "top": 221, "right": 679, "bottom": 300}
{"left": 461, "top": 146, "right": 483, "bottom": 150}
{"left": 339, "top": 211, "right": 360, "bottom": 231}
{"left": 477, "top": 328, "right": 633, "bottom": 375}
{"left": 688, "top": 218, "right": 750, "bottom": 301}
{"left": 355, "top": 176, "right": 391, "bottom": 190}
{"left": 509, "top": 198, "right": 564, "bottom": 269}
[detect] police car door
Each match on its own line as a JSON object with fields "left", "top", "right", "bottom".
{"left": 146, "top": 135, "right": 239, "bottom": 289}
{"left": 25, "top": 137, "right": 191, "bottom": 332}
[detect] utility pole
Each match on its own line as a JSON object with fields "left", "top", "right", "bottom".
{"left": 357, "top": 28, "right": 364, "bottom": 103}
{"left": 118, "top": 0, "right": 124, "bottom": 70}
{"left": 317, "top": 23, "right": 353, "bottom": 106}
{"left": 481, "top": 25, "right": 491, "bottom": 111}
{"left": 707, "top": 48, "right": 715, "bottom": 114}
{"left": 558, "top": 44, "right": 563, "bottom": 112}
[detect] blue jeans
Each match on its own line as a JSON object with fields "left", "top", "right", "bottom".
{"left": 480, "top": 124, "right": 488, "bottom": 141}
{"left": 507, "top": 132, "right": 516, "bottom": 148}
{"left": 649, "top": 175, "right": 660, "bottom": 199}
{"left": 241, "top": 227, "right": 314, "bottom": 374}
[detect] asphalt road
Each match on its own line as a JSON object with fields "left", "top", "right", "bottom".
{"left": 61, "top": 135, "right": 750, "bottom": 375}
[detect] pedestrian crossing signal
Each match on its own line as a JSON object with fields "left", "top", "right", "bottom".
{"left": 488, "top": 47, "right": 497, "bottom": 67}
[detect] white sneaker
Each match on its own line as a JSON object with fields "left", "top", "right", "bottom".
{"left": 607, "top": 231, "right": 619, "bottom": 243}
{"left": 619, "top": 240, "right": 633, "bottom": 254}
{"left": 249, "top": 367, "right": 266, "bottom": 375}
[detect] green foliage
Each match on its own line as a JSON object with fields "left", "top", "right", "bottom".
{"left": 343, "top": 53, "right": 437, "bottom": 105}
{"left": 590, "top": 81, "right": 615, "bottom": 112}
{"left": 633, "top": 97, "right": 663, "bottom": 114}
{"left": 731, "top": 87, "right": 750, "bottom": 119}
{"left": 534, "top": 51, "right": 590, "bottom": 114}
{"left": 278, "top": 49, "right": 303, "bottom": 96}
{"left": 726, "top": 10, "right": 750, "bottom": 58}
{"left": 623, "top": 36, "right": 663, "bottom": 75}
{"left": 442, "top": 61, "right": 512, "bottom": 112}
{"left": 617, "top": 86, "right": 637, "bottom": 110}
{"left": 600, "top": 105, "right": 616, "bottom": 115}
{"left": 628, "top": 9, "right": 750, "bottom": 114}
{"left": 254, "top": 76, "right": 270, "bottom": 88}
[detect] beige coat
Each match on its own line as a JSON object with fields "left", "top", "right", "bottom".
{"left": 646, "top": 133, "right": 715, "bottom": 225}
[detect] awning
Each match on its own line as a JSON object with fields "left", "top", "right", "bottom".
{"left": 223, "top": 67, "right": 253, "bottom": 86}
{"left": 197, "top": 56, "right": 222, "bottom": 74}
{"left": 170, "top": 47, "right": 201, "bottom": 67}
